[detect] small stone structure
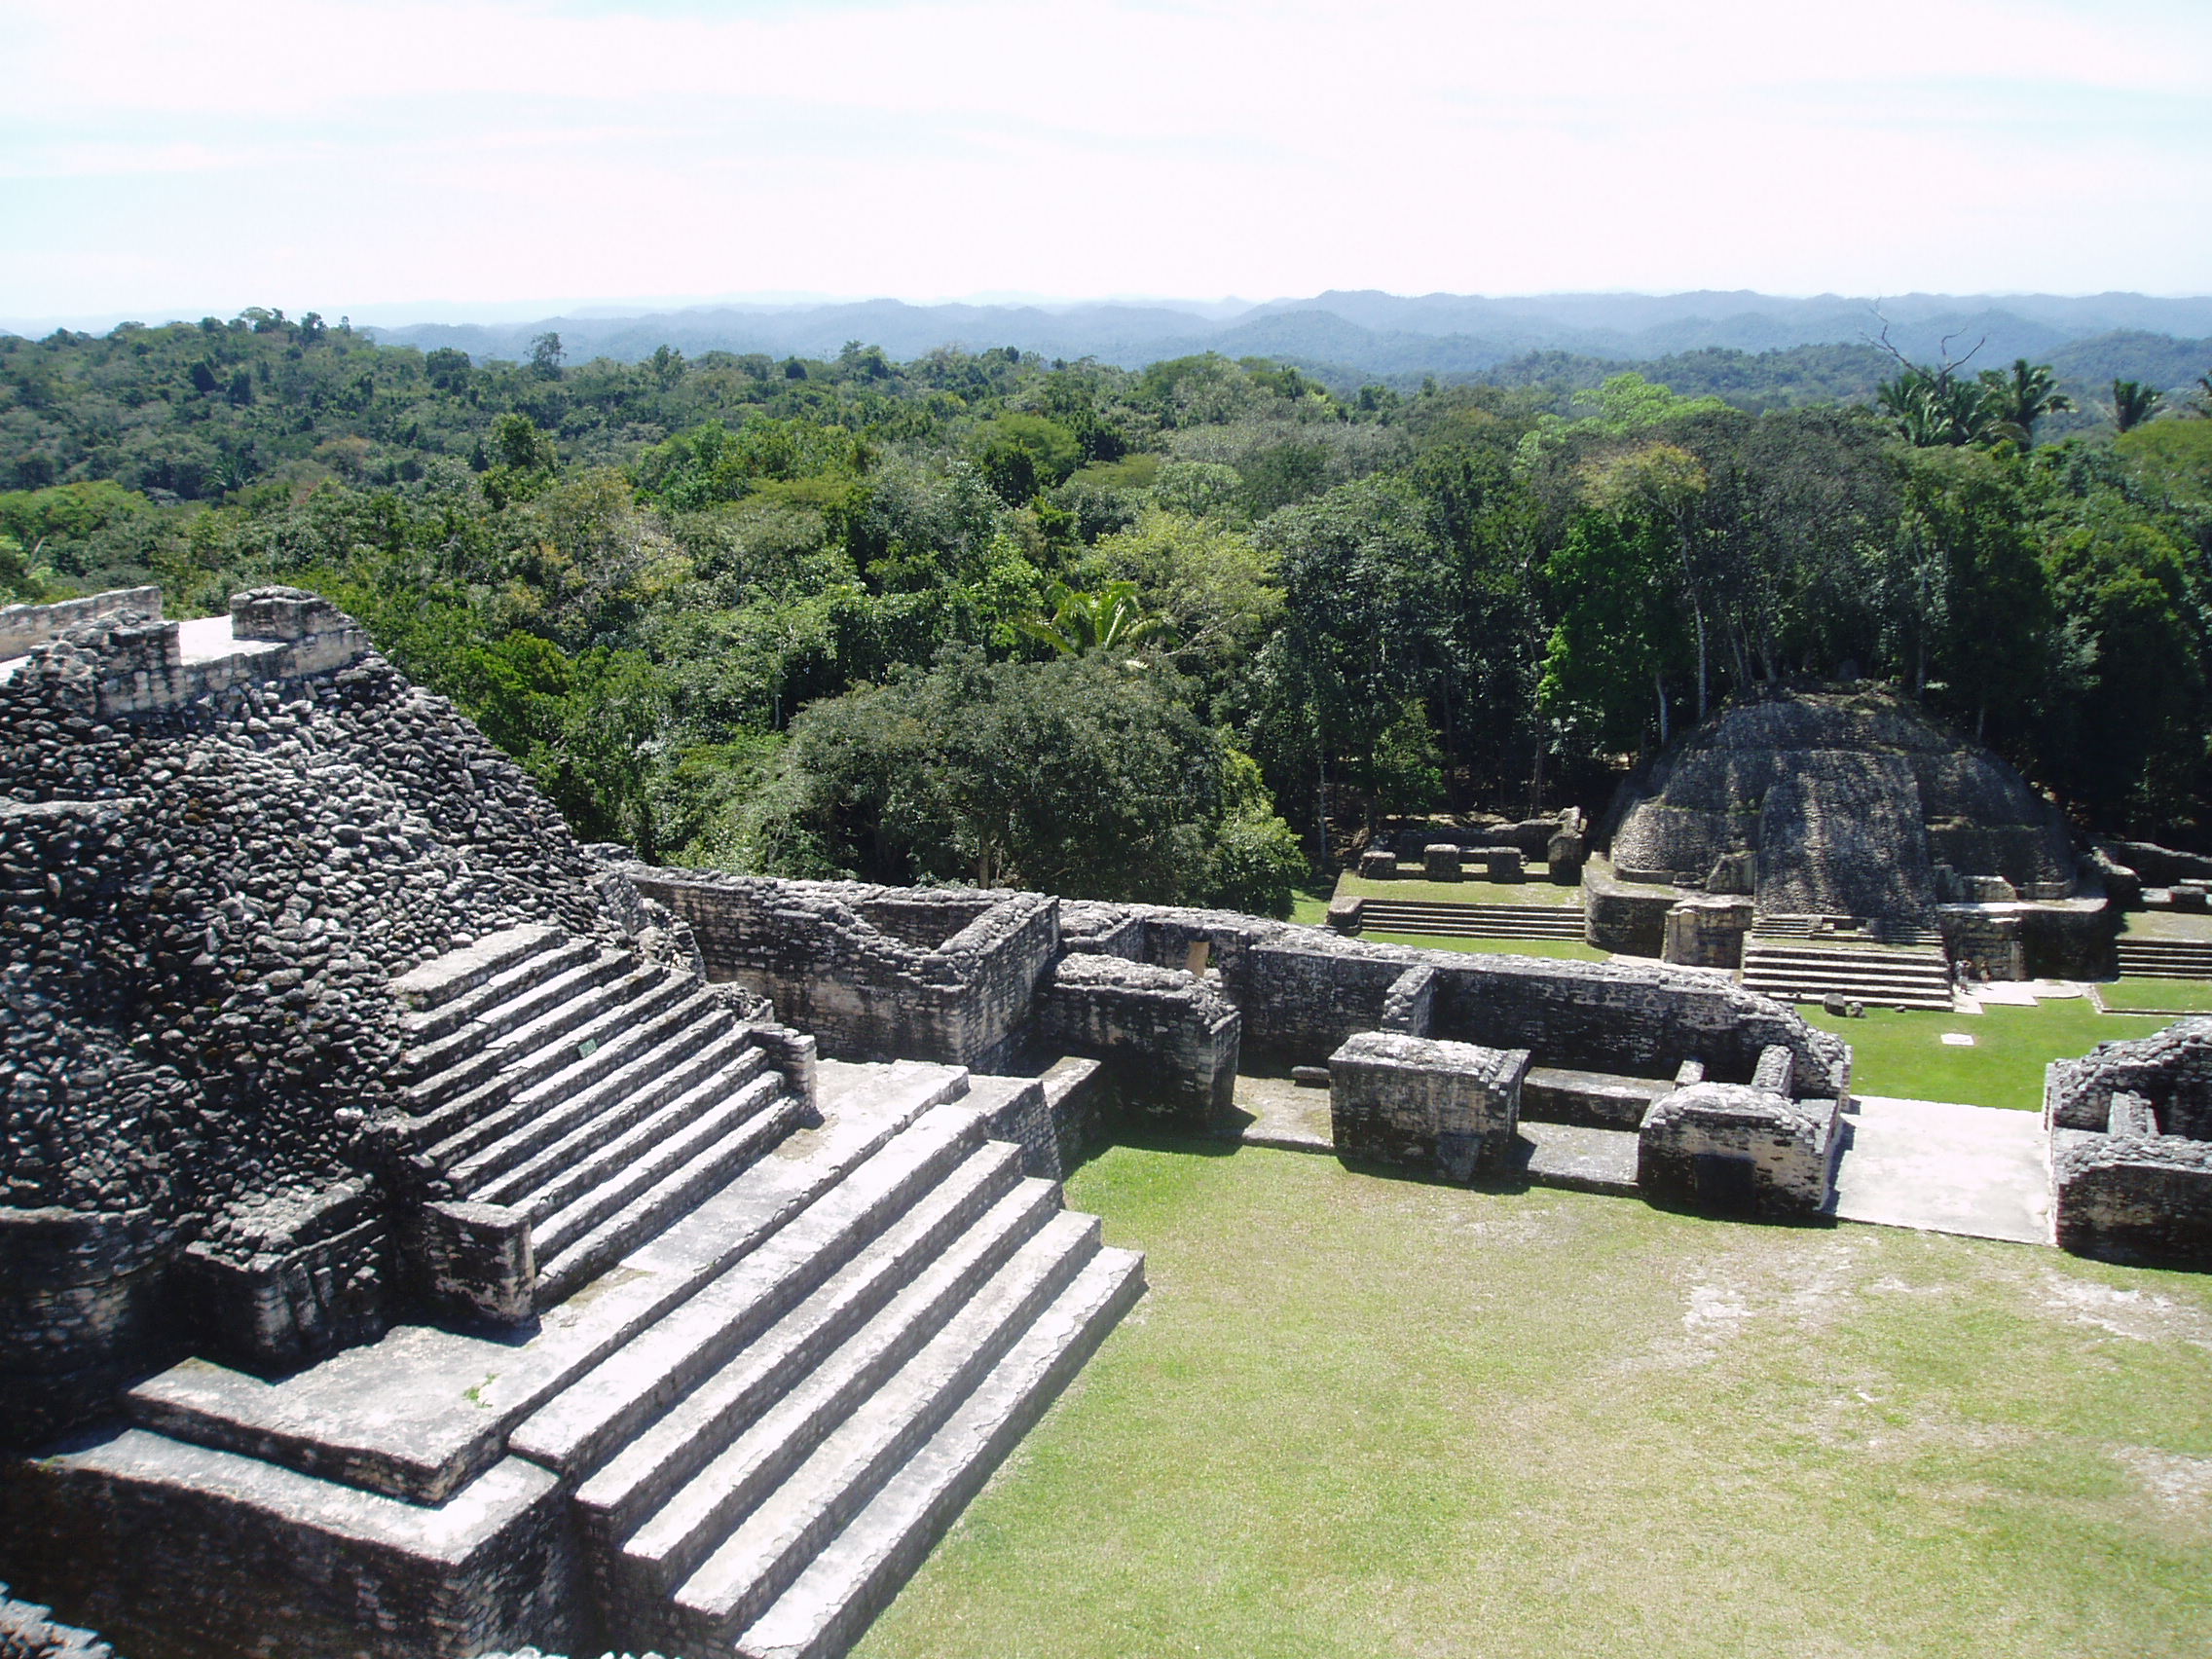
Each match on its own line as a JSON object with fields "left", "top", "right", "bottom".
{"left": 1479, "top": 847, "right": 1524, "bottom": 884}
{"left": 1357, "top": 849, "right": 1396, "bottom": 880}
{"left": 2046, "top": 1018, "right": 2212, "bottom": 1267}
{"left": 1329, "top": 1033, "right": 1530, "bottom": 1181}
{"left": 1422, "top": 844, "right": 1461, "bottom": 882}
{"left": 1662, "top": 896, "right": 1754, "bottom": 971}
{"left": 1637, "top": 1048, "right": 1842, "bottom": 1222}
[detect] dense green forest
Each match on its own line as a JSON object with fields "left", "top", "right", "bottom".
{"left": 5, "top": 310, "right": 2212, "bottom": 910}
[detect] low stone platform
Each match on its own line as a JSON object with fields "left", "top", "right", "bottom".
{"left": 1828, "top": 1095, "right": 2051, "bottom": 1245}
{"left": 1510, "top": 1122, "right": 1641, "bottom": 1196}
{"left": 1228, "top": 1074, "right": 1639, "bottom": 1195}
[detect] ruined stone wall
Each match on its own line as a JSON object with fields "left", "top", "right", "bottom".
{"left": 1068, "top": 901, "right": 1848, "bottom": 1095}
{"left": 1039, "top": 955, "right": 1240, "bottom": 1126}
{"left": 2045, "top": 1018, "right": 2212, "bottom": 1137}
{"left": 1579, "top": 859, "right": 1674, "bottom": 957}
{"left": 0, "top": 1584, "right": 117, "bottom": 1659}
{"left": 1637, "top": 1083, "right": 1838, "bottom": 1220}
{"left": 0, "top": 1447, "right": 585, "bottom": 1659}
{"left": 608, "top": 874, "right": 1845, "bottom": 1134}
{"left": 622, "top": 870, "right": 1057, "bottom": 1071}
{"left": 2045, "top": 1019, "right": 2212, "bottom": 1268}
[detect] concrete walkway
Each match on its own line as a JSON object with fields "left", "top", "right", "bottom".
{"left": 1231, "top": 1077, "right": 2054, "bottom": 1247}
{"left": 1829, "top": 1094, "right": 2051, "bottom": 1245}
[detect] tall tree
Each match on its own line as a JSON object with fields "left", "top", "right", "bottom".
{"left": 1978, "top": 358, "right": 2074, "bottom": 448}
{"left": 2109, "top": 379, "right": 2163, "bottom": 433}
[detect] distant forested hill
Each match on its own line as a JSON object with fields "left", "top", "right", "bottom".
{"left": 330, "top": 289, "right": 2212, "bottom": 407}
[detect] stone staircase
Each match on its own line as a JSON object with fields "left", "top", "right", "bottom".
{"left": 1741, "top": 932, "right": 1955, "bottom": 1012}
{"left": 24, "top": 1058, "right": 1141, "bottom": 1659}
{"left": 2115, "top": 935, "right": 2212, "bottom": 980}
{"left": 387, "top": 925, "right": 806, "bottom": 1308}
{"left": 1358, "top": 900, "right": 1586, "bottom": 941}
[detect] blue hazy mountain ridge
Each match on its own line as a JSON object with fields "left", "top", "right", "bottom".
{"left": 359, "top": 290, "right": 2212, "bottom": 395}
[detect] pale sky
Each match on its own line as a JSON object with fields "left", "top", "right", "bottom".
{"left": 4, "top": 0, "right": 2209, "bottom": 326}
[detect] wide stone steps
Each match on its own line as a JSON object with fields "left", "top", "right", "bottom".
{"left": 605, "top": 1187, "right": 1072, "bottom": 1624}
{"left": 659, "top": 1210, "right": 1107, "bottom": 1651}
{"left": 1742, "top": 938, "right": 1955, "bottom": 1011}
{"left": 2116, "top": 938, "right": 2212, "bottom": 979}
{"left": 734, "top": 1247, "right": 1144, "bottom": 1659}
{"left": 1358, "top": 900, "right": 1586, "bottom": 940}
{"left": 389, "top": 928, "right": 813, "bottom": 1314}
{"left": 521, "top": 1073, "right": 1143, "bottom": 1658}
{"left": 1751, "top": 913, "right": 1943, "bottom": 948}
{"left": 55, "top": 1062, "right": 1139, "bottom": 1659}
{"left": 556, "top": 1145, "right": 1034, "bottom": 1539}
{"left": 535, "top": 1087, "right": 808, "bottom": 1302}
{"left": 445, "top": 993, "right": 746, "bottom": 1193}
{"left": 427, "top": 976, "right": 706, "bottom": 1174}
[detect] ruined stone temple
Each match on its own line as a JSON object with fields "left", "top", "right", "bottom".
{"left": 1579, "top": 686, "right": 2108, "bottom": 1002}
{"left": 3, "top": 589, "right": 2205, "bottom": 1659}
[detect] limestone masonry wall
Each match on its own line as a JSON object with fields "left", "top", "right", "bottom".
{"left": 620, "top": 870, "right": 1056, "bottom": 1072}
{"left": 656, "top": 878, "right": 1850, "bottom": 1113}
{"left": 0, "top": 1584, "right": 117, "bottom": 1659}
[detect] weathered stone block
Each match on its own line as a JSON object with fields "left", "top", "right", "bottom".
{"left": 2051, "top": 1128, "right": 2212, "bottom": 1267}
{"left": 0, "top": 1433, "right": 587, "bottom": 1659}
{"left": 1481, "top": 847, "right": 1524, "bottom": 884}
{"left": 1706, "top": 849, "right": 1756, "bottom": 895}
{"left": 177, "top": 1185, "right": 390, "bottom": 1371}
{"left": 406, "top": 1200, "right": 535, "bottom": 1325}
{"left": 1325, "top": 894, "right": 1364, "bottom": 935}
{"left": 1637, "top": 1083, "right": 1836, "bottom": 1219}
{"left": 230, "top": 586, "right": 350, "bottom": 644}
{"left": 1661, "top": 895, "right": 1751, "bottom": 970}
{"left": 0, "top": 586, "right": 162, "bottom": 658}
{"left": 1422, "top": 844, "right": 1461, "bottom": 882}
{"left": 1329, "top": 1031, "right": 1530, "bottom": 1182}
{"left": 1357, "top": 849, "right": 1397, "bottom": 881}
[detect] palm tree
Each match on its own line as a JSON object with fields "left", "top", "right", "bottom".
{"left": 1017, "top": 580, "right": 1176, "bottom": 657}
{"left": 1877, "top": 365, "right": 2003, "bottom": 448}
{"left": 1977, "top": 358, "right": 2074, "bottom": 448}
{"left": 2108, "top": 379, "right": 2163, "bottom": 433}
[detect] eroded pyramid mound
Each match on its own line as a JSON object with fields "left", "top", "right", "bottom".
{"left": 1605, "top": 686, "right": 2077, "bottom": 925}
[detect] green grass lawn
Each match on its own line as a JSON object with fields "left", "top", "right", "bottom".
{"left": 1803, "top": 1000, "right": 2169, "bottom": 1110}
{"left": 1366, "top": 929, "right": 1608, "bottom": 962}
{"left": 2117, "top": 909, "right": 2212, "bottom": 943}
{"left": 2097, "top": 978, "right": 2212, "bottom": 1015}
{"left": 858, "top": 1144, "right": 2212, "bottom": 1659}
{"left": 1335, "top": 870, "right": 1583, "bottom": 908}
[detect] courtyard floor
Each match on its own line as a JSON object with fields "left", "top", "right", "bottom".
{"left": 854, "top": 1142, "right": 2212, "bottom": 1659}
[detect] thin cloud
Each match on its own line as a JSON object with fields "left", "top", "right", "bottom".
{"left": 3, "top": 0, "right": 2206, "bottom": 314}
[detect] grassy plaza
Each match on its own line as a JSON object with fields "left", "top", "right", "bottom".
{"left": 859, "top": 1141, "right": 2212, "bottom": 1659}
